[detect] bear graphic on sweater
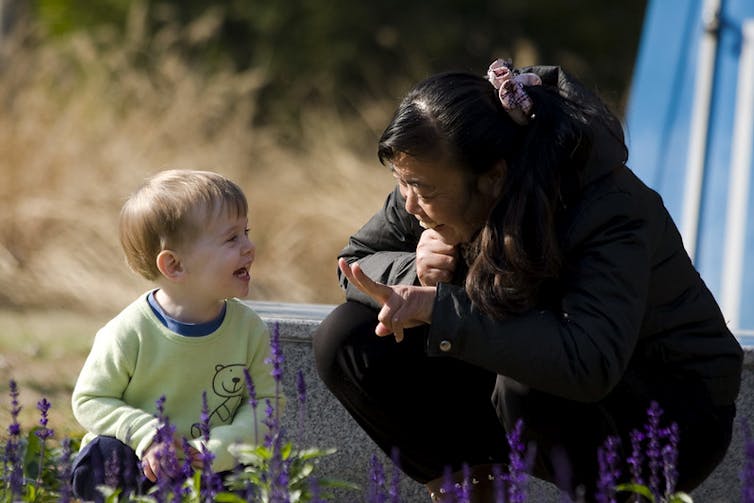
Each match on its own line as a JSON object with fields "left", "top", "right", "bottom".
{"left": 191, "top": 363, "right": 246, "bottom": 438}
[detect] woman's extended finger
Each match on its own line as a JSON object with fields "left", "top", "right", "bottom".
{"left": 376, "top": 297, "right": 405, "bottom": 341}
{"left": 338, "top": 258, "right": 392, "bottom": 304}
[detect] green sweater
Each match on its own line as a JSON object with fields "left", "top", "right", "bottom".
{"left": 71, "top": 293, "right": 283, "bottom": 471}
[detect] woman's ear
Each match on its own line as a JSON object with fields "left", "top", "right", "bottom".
{"left": 478, "top": 159, "right": 507, "bottom": 198}
{"left": 156, "top": 250, "right": 184, "bottom": 281}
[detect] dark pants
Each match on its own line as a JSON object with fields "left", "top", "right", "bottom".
{"left": 313, "top": 301, "right": 736, "bottom": 499}
{"left": 71, "top": 436, "right": 150, "bottom": 502}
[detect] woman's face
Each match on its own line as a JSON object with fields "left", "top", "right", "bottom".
{"left": 391, "top": 152, "right": 504, "bottom": 246}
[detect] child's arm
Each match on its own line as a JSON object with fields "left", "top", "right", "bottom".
{"left": 71, "top": 326, "right": 159, "bottom": 458}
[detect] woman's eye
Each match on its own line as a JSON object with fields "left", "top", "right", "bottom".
{"left": 417, "top": 191, "right": 435, "bottom": 201}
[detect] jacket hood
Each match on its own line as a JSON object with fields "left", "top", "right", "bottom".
{"left": 522, "top": 65, "right": 629, "bottom": 189}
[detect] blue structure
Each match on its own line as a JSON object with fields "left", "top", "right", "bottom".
{"left": 625, "top": 0, "right": 754, "bottom": 341}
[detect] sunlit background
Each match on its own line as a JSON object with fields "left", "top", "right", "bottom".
{"left": 0, "top": 0, "right": 646, "bottom": 312}
{"left": 0, "top": 0, "right": 646, "bottom": 430}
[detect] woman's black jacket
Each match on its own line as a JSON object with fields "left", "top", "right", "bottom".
{"left": 337, "top": 68, "right": 743, "bottom": 406}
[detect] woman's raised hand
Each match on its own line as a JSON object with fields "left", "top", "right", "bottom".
{"left": 338, "top": 257, "right": 436, "bottom": 342}
{"left": 416, "top": 229, "right": 458, "bottom": 286}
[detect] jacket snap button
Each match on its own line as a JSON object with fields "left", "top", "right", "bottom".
{"left": 439, "top": 340, "right": 452, "bottom": 352}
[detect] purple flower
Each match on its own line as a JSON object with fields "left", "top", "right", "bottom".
{"left": 58, "top": 437, "right": 73, "bottom": 503}
{"left": 7, "top": 422, "right": 20, "bottom": 437}
{"left": 439, "top": 465, "right": 456, "bottom": 501}
{"left": 742, "top": 419, "right": 754, "bottom": 503}
{"left": 263, "top": 399, "right": 276, "bottom": 448}
{"left": 296, "top": 369, "right": 307, "bottom": 405}
{"left": 199, "top": 391, "right": 211, "bottom": 442}
{"left": 259, "top": 392, "right": 290, "bottom": 503}
{"left": 264, "top": 322, "right": 285, "bottom": 428}
{"left": 309, "top": 477, "right": 324, "bottom": 503}
{"left": 459, "top": 463, "right": 471, "bottom": 503}
{"left": 506, "top": 418, "right": 529, "bottom": 503}
{"left": 645, "top": 401, "right": 663, "bottom": 500}
{"left": 267, "top": 432, "right": 290, "bottom": 503}
{"left": 596, "top": 435, "right": 621, "bottom": 503}
{"left": 35, "top": 397, "right": 54, "bottom": 441}
{"left": 7, "top": 379, "right": 21, "bottom": 435}
{"left": 152, "top": 396, "right": 183, "bottom": 501}
{"left": 244, "top": 367, "right": 260, "bottom": 445}
{"left": 367, "top": 454, "right": 387, "bottom": 503}
{"left": 180, "top": 438, "right": 194, "bottom": 480}
{"left": 389, "top": 447, "right": 401, "bottom": 503}
{"left": 196, "top": 394, "right": 220, "bottom": 502}
{"left": 155, "top": 395, "right": 167, "bottom": 422}
{"left": 4, "top": 380, "right": 23, "bottom": 498}
{"left": 662, "top": 422, "right": 680, "bottom": 498}
{"left": 33, "top": 397, "right": 54, "bottom": 488}
{"left": 265, "top": 322, "right": 285, "bottom": 384}
{"left": 627, "top": 429, "right": 645, "bottom": 485}
{"left": 197, "top": 391, "right": 221, "bottom": 500}
{"left": 244, "top": 367, "right": 258, "bottom": 409}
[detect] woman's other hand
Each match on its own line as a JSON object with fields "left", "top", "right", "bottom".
{"left": 338, "top": 258, "right": 436, "bottom": 342}
{"left": 416, "top": 229, "right": 458, "bottom": 286}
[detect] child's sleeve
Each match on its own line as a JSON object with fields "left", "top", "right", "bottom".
{"left": 71, "top": 324, "right": 159, "bottom": 458}
{"left": 190, "top": 318, "right": 285, "bottom": 471}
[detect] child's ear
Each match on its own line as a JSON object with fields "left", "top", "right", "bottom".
{"left": 156, "top": 250, "right": 184, "bottom": 281}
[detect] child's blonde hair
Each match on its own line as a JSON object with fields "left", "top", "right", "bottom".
{"left": 119, "top": 169, "right": 248, "bottom": 280}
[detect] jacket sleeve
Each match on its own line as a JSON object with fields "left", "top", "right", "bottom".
{"left": 427, "top": 188, "right": 651, "bottom": 403}
{"left": 337, "top": 186, "right": 424, "bottom": 307}
{"left": 71, "top": 326, "right": 159, "bottom": 457}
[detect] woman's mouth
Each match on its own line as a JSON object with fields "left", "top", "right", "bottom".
{"left": 418, "top": 220, "right": 439, "bottom": 230}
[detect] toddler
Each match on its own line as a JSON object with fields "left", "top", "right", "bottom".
{"left": 70, "top": 169, "right": 282, "bottom": 500}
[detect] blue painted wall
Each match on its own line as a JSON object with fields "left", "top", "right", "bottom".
{"left": 625, "top": 0, "right": 754, "bottom": 338}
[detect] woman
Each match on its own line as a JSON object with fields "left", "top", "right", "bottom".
{"left": 313, "top": 60, "right": 743, "bottom": 501}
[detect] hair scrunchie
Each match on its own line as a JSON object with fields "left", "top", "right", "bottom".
{"left": 486, "top": 59, "right": 542, "bottom": 125}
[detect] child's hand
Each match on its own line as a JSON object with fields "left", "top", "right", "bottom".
{"left": 141, "top": 437, "right": 185, "bottom": 482}
{"left": 184, "top": 444, "right": 204, "bottom": 470}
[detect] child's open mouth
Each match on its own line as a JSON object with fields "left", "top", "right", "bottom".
{"left": 234, "top": 267, "right": 250, "bottom": 281}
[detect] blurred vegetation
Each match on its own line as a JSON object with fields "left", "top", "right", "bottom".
{"left": 0, "top": 0, "right": 647, "bottom": 440}
{"left": 0, "top": 0, "right": 647, "bottom": 314}
{"left": 0, "top": 1, "right": 648, "bottom": 430}
{"left": 31, "top": 0, "right": 646, "bottom": 130}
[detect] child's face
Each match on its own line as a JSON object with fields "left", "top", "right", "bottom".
{"left": 179, "top": 207, "right": 255, "bottom": 301}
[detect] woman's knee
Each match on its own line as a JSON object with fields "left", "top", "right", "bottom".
{"left": 312, "top": 301, "right": 378, "bottom": 384}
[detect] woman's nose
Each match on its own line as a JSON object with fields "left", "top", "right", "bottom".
{"left": 404, "top": 187, "right": 422, "bottom": 216}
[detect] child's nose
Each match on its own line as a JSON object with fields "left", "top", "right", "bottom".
{"left": 244, "top": 238, "right": 256, "bottom": 257}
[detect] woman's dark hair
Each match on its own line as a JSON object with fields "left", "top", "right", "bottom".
{"left": 378, "top": 66, "right": 627, "bottom": 318}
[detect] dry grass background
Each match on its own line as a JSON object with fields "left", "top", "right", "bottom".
{"left": 0, "top": 12, "right": 394, "bottom": 434}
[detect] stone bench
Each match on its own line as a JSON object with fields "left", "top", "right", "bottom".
{"left": 248, "top": 301, "right": 753, "bottom": 502}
